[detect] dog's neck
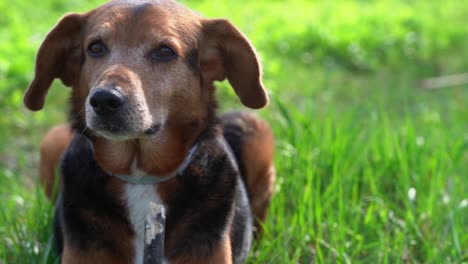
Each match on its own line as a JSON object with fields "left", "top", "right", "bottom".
{"left": 112, "top": 142, "right": 199, "bottom": 184}
{"left": 91, "top": 123, "right": 204, "bottom": 176}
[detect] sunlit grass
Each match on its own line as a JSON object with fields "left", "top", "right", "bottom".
{"left": 255, "top": 96, "right": 467, "bottom": 263}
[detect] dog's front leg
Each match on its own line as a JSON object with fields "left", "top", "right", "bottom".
{"left": 58, "top": 134, "right": 135, "bottom": 264}
{"left": 170, "top": 235, "right": 233, "bottom": 264}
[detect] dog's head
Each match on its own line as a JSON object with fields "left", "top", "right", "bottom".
{"left": 24, "top": 0, "right": 267, "bottom": 142}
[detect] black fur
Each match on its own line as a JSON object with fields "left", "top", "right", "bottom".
{"left": 222, "top": 116, "right": 247, "bottom": 181}
{"left": 185, "top": 48, "right": 200, "bottom": 74}
{"left": 132, "top": 3, "right": 151, "bottom": 17}
{"left": 231, "top": 178, "right": 253, "bottom": 263}
{"left": 56, "top": 135, "right": 134, "bottom": 256}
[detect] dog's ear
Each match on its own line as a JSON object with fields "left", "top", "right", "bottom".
{"left": 200, "top": 19, "right": 268, "bottom": 109}
{"left": 24, "top": 13, "right": 85, "bottom": 111}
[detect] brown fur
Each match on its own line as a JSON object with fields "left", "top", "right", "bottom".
{"left": 171, "top": 236, "right": 233, "bottom": 264}
{"left": 206, "top": 237, "right": 233, "bottom": 264}
{"left": 62, "top": 243, "right": 132, "bottom": 264}
{"left": 39, "top": 124, "right": 73, "bottom": 199}
{"left": 239, "top": 115, "right": 275, "bottom": 225}
{"left": 221, "top": 112, "right": 275, "bottom": 232}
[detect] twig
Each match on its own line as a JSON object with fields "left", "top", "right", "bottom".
{"left": 420, "top": 72, "right": 468, "bottom": 90}
{"left": 144, "top": 202, "right": 166, "bottom": 264}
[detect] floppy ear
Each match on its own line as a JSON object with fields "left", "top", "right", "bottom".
{"left": 24, "top": 13, "right": 85, "bottom": 111}
{"left": 200, "top": 19, "right": 268, "bottom": 109}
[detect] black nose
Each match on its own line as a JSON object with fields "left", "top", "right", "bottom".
{"left": 89, "top": 88, "right": 126, "bottom": 116}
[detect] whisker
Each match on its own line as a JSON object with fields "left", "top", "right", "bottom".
{"left": 80, "top": 126, "right": 88, "bottom": 135}
{"left": 67, "top": 109, "right": 85, "bottom": 123}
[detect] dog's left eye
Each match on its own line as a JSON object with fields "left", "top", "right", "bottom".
{"left": 150, "top": 45, "right": 177, "bottom": 62}
{"left": 87, "top": 41, "right": 107, "bottom": 57}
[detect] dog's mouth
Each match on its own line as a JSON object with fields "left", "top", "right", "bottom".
{"left": 89, "top": 120, "right": 162, "bottom": 141}
{"left": 144, "top": 123, "right": 161, "bottom": 135}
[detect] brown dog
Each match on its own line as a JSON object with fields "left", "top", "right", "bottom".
{"left": 26, "top": 0, "right": 275, "bottom": 263}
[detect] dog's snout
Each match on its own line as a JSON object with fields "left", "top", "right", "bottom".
{"left": 90, "top": 88, "right": 126, "bottom": 116}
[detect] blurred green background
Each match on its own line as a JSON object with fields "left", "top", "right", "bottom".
{"left": 0, "top": 0, "right": 467, "bottom": 263}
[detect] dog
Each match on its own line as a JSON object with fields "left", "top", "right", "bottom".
{"left": 25, "top": 0, "right": 275, "bottom": 263}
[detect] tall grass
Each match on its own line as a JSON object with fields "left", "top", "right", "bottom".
{"left": 256, "top": 95, "right": 466, "bottom": 263}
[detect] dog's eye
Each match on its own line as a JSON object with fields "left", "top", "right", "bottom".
{"left": 150, "top": 45, "right": 177, "bottom": 62}
{"left": 87, "top": 41, "right": 107, "bottom": 57}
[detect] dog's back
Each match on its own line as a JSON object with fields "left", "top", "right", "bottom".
{"left": 221, "top": 112, "right": 275, "bottom": 233}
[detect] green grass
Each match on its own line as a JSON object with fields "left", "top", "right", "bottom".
{"left": 1, "top": 0, "right": 467, "bottom": 263}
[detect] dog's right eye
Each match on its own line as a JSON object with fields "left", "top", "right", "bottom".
{"left": 150, "top": 45, "right": 178, "bottom": 62}
{"left": 87, "top": 41, "right": 107, "bottom": 57}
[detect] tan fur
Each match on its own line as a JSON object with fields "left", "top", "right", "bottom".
{"left": 62, "top": 243, "right": 131, "bottom": 264}
{"left": 39, "top": 124, "right": 73, "bottom": 200}
{"left": 171, "top": 235, "right": 233, "bottom": 264}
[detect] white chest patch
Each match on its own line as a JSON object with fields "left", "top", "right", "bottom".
{"left": 124, "top": 183, "right": 162, "bottom": 264}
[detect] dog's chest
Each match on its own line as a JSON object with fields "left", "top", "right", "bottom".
{"left": 124, "top": 183, "right": 163, "bottom": 264}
